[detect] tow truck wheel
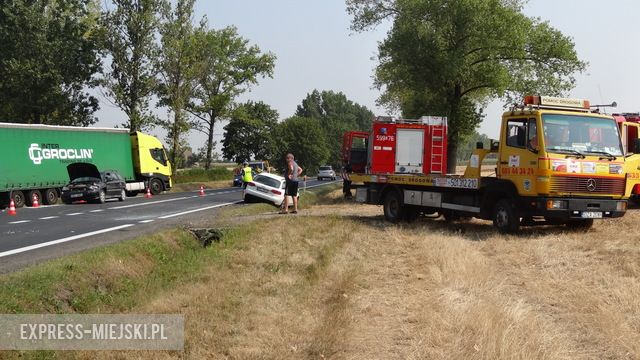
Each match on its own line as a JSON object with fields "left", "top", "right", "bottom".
{"left": 565, "top": 219, "right": 594, "bottom": 231}
{"left": 493, "top": 198, "right": 520, "bottom": 234}
{"left": 383, "top": 190, "right": 405, "bottom": 223}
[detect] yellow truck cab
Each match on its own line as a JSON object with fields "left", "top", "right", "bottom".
{"left": 486, "top": 96, "right": 627, "bottom": 229}
{"left": 131, "top": 132, "right": 173, "bottom": 194}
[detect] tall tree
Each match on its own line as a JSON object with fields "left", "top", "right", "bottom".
{"left": 347, "top": 0, "right": 586, "bottom": 171}
{"left": 189, "top": 25, "right": 276, "bottom": 169}
{"left": 221, "top": 101, "right": 279, "bottom": 163}
{"left": 100, "top": 0, "right": 164, "bottom": 131}
{"left": 275, "top": 116, "right": 330, "bottom": 175}
{"left": 0, "top": 0, "right": 102, "bottom": 125}
{"left": 295, "top": 90, "right": 373, "bottom": 166}
{"left": 156, "top": 0, "right": 198, "bottom": 173}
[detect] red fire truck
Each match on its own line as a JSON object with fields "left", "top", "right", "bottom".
{"left": 342, "top": 96, "right": 629, "bottom": 233}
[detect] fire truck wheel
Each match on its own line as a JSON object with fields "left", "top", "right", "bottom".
{"left": 383, "top": 190, "right": 405, "bottom": 223}
{"left": 493, "top": 198, "right": 520, "bottom": 234}
{"left": 565, "top": 219, "right": 594, "bottom": 231}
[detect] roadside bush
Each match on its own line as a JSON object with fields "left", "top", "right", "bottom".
{"left": 174, "top": 167, "right": 234, "bottom": 183}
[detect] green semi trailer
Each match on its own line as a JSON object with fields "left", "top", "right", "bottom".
{"left": 0, "top": 123, "right": 173, "bottom": 208}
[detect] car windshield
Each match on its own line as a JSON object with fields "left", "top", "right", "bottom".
{"left": 71, "top": 177, "right": 100, "bottom": 183}
{"left": 543, "top": 114, "right": 623, "bottom": 157}
{"left": 319, "top": 166, "right": 332, "bottom": 171}
{"left": 253, "top": 175, "right": 281, "bottom": 189}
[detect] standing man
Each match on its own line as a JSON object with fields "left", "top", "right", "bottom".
{"left": 342, "top": 162, "right": 353, "bottom": 199}
{"left": 241, "top": 161, "right": 253, "bottom": 197}
{"left": 282, "top": 153, "right": 303, "bottom": 214}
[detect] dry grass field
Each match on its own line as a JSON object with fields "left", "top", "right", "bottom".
{"left": 80, "top": 189, "right": 639, "bottom": 360}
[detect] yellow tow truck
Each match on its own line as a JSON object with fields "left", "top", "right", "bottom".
{"left": 347, "top": 96, "right": 628, "bottom": 232}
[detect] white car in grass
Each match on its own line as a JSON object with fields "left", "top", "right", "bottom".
{"left": 244, "top": 173, "right": 298, "bottom": 207}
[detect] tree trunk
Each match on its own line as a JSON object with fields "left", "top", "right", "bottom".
{"left": 446, "top": 140, "right": 458, "bottom": 174}
{"left": 170, "top": 111, "right": 181, "bottom": 174}
{"left": 204, "top": 112, "right": 216, "bottom": 170}
{"left": 446, "top": 85, "right": 463, "bottom": 174}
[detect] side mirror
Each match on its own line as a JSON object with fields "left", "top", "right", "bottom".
{"left": 490, "top": 140, "right": 500, "bottom": 151}
{"left": 634, "top": 138, "right": 640, "bottom": 154}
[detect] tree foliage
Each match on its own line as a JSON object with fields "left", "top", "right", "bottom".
{"left": 295, "top": 90, "right": 373, "bottom": 167}
{"left": 0, "top": 0, "right": 102, "bottom": 125}
{"left": 274, "top": 116, "right": 330, "bottom": 175}
{"left": 100, "top": 0, "right": 164, "bottom": 131}
{"left": 347, "top": 0, "right": 586, "bottom": 171}
{"left": 156, "top": 0, "right": 199, "bottom": 174}
{"left": 222, "top": 101, "right": 279, "bottom": 164}
{"left": 189, "top": 25, "right": 276, "bottom": 169}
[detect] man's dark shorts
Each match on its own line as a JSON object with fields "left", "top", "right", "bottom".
{"left": 285, "top": 180, "right": 299, "bottom": 196}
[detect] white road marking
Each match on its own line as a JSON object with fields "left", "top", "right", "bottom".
{"left": 90, "top": 209, "right": 104, "bottom": 213}
{"left": 108, "top": 196, "right": 190, "bottom": 210}
{"left": 8, "top": 220, "right": 31, "bottom": 224}
{"left": 39, "top": 216, "right": 59, "bottom": 220}
{"left": 0, "top": 224, "right": 134, "bottom": 259}
{"left": 139, "top": 219, "right": 155, "bottom": 224}
{"left": 158, "top": 201, "right": 240, "bottom": 219}
{"left": 66, "top": 213, "right": 83, "bottom": 216}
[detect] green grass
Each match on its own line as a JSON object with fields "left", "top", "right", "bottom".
{"left": 0, "top": 184, "right": 340, "bottom": 315}
{"left": 174, "top": 167, "right": 234, "bottom": 184}
{"left": 0, "top": 228, "right": 245, "bottom": 314}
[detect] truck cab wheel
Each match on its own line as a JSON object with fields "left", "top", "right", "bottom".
{"left": 43, "top": 188, "right": 59, "bottom": 205}
{"left": 493, "top": 198, "right": 520, "bottom": 234}
{"left": 383, "top": 190, "right": 405, "bottom": 223}
{"left": 149, "top": 178, "right": 163, "bottom": 195}
{"left": 11, "top": 191, "right": 26, "bottom": 208}
{"left": 565, "top": 219, "right": 594, "bottom": 231}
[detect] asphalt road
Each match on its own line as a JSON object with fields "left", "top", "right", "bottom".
{"left": 0, "top": 179, "right": 335, "bottom": 273}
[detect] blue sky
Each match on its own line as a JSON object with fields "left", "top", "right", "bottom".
{"left": 95, "top": 0, "right": 640, "bottom": 149}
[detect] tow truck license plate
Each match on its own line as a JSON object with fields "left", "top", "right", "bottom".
{"left": 581, "top": 211, "right": 602, "bottom": 219}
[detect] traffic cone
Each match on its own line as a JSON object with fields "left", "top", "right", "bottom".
{"left": 145, "top": 187, "right": 152, "bottom": 199}
{"left": 199, "top": 185, "right": 205, "bottom": 197}
{"left": 32, "top": 193, "right": 40, "bottom": 208}
{"left": 7, "top": 199, "right": 16, "bottom": 216}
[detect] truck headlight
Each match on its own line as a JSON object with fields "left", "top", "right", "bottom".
{"left": 546, "top": 200, "right": 568, "bottom": 210}
{"left": 617, "top": 201, "right": 627, "bottom": 211}
{"left": 62, "top": 186, "right": 69, "bottom": 192}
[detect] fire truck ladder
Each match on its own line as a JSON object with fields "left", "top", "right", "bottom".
{"left": 430, "top": 124, "right": 445, "bottom": 174}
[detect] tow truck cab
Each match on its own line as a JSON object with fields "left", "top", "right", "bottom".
{"left": 486, "top": 96, "right": 627, "bottom": 225}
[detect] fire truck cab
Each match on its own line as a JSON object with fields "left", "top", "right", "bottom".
{"left": 344, "top": 96, "right": 629, "bottom": 233}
